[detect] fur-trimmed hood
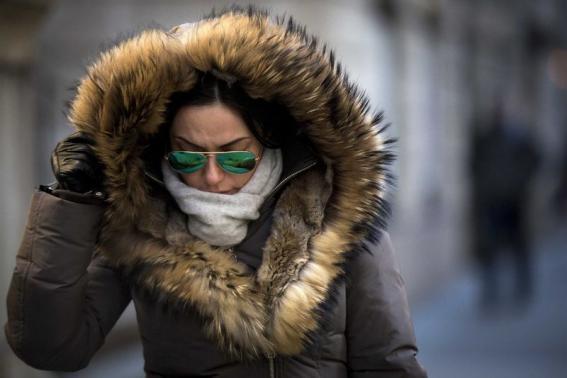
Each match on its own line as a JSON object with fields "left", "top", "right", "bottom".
{"left": 67, "top": 8, "right": 394, "bottom": 360}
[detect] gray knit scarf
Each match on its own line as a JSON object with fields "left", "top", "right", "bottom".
{"left": 161, "top": 148, "right": 283, "bottom": 247}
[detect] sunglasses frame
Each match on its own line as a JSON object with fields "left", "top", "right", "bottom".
{"left": 165, "top": 150, "right": 262, "bottom": 175}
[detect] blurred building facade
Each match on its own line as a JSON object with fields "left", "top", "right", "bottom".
{"left": 1, "top": 0, "right": 565, "bottom": 377}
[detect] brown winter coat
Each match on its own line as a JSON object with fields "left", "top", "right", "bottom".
{"left": 5, "top": 8, "right": 427, "bottom": 378}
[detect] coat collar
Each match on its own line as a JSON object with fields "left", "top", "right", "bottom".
{"left": 69, "top": 8, "right": 394, "bottom": 360}
{"left": 101, "top": 164, "right": 332, "bottom": 359}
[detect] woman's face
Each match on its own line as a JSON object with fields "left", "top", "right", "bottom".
{"left": 169, "top": 103, "right": 263, "bottom": 194}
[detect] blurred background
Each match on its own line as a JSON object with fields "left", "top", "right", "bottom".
{"left": 1, "top": 0, "right": 566, "bottom": 377}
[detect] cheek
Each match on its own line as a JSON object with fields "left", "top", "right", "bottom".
{"left": 233, "top": 171, "right": 256, "bottom": 190}
{"left": 178, "top": 172, "right": 202, "bottom": 188}
{"left": 232, "top": 174, "right": 250, "bottom": 189}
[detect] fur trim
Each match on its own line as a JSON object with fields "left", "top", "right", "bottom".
{"left": 68, "top": 7, "right": 394, "bottom": 360}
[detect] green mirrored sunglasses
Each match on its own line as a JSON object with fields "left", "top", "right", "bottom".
{"left": 165, "top": 150, "right": 260, "bottom": 175}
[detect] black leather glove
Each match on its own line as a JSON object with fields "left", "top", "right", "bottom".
{"left": 50, "top": 131, "right": 105, "bottom": 194}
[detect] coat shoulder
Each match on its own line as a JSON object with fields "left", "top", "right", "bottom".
{"left": 343, "top": 230, "right": 401, "bottom": 286}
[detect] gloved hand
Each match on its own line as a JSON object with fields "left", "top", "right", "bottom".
{"left": 50, "top": 131, "right": 105, "bottom": 194}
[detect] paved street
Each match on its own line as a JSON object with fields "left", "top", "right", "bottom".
{"left": 413, "top": 230, "right": 567, "bottom": 378}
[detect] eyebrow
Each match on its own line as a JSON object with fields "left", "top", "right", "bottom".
{"left": 174, "top": 136, "right": 252, "bottom": 150}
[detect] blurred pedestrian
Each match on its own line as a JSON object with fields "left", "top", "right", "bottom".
{"left": 470, "top": 104, "right": 540, "bottom": 311}
{"left": 552, "top": 141, "right": 567, "bottom": 218}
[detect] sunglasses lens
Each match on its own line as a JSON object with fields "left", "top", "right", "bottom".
{"left": 217, "top": 151, "right": 257, "bottom": 174}
{"left": 168, "top": 152, "right": 206, "bottom": 173}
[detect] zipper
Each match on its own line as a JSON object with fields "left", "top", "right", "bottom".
{"left": 269, "top": 356, "right": 275, "bottom": 378}
{"left": 225, "top": 247, "right": 237, "bottom": 262}
{"left": 264, "top": 160, "right": 317, "bottom": 202}
{"left": 145, "top": 170, "right": 165, "bottom": 187}
{"left": 266, "top": 351, "right": 276, "bottom": 378}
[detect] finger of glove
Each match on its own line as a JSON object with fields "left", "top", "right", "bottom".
{"left": 53, "top": 140, "right": 102, "bottom": 174}
{"left": 63, "top": 131, "right": 96, "bottom": 146}
{"left": 55, "top": 139, "right": 96, "bottom": 159}
{"left": 56, "top": 148, "right": 99, "bottom": 171}
{"left": 52, "top": 155, "right": 96, "bottom": 189}
{"left": 57, "top": 169, "right": 97, "bottom": 193}
{"left": 54, "top": 131, "right": 97, "bottom": 160}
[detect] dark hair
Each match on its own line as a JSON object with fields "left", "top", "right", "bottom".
{"left": 164, "top": 71, "right": 299, "bottom": 149}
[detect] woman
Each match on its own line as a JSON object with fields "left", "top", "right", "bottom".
{"left": 5, "top": 8, "right": 427, "bottom": 378}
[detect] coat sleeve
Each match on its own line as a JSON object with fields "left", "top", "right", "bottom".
{"left": 345, "top": 231, "right": 427, "bottom": 378}
{"left": 4, "top": 189, "right": 132, "bottom": 372}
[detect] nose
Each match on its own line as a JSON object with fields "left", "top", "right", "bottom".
{"left": 203, "top": 155, "right": 225, "bottom": 190}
